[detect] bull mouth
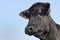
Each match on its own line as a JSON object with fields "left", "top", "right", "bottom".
{"left": 25, "top": 32, "right": 33, "bottom": 36}
{"left": 33, "top": 30, "right": 49, "bottom": 39}
{"left": 25, "top": 25, "right": 49, "bottom": 39}
{"left": 25, "top": 30, "right": 49, "bottom": 39}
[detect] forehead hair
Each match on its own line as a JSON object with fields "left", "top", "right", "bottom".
{"left": 29, "top": 2, "right": 47, "bottom": 8}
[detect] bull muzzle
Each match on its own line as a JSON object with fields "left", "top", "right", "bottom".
{"left": 25, "top": 26, "right": 33, "bottom": 36}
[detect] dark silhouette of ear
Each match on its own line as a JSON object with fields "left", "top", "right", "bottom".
{"left": 41, "top": 3, "right": 50, "bottom": 15}
{"left": 44, "top": 3, "right": 50, "bottom": 14}
{"left": 19, "top": 10, "right": 30, "bottom": 19}
{"left": 45, "top": 3, "right": 50, "bottom": 9}
{"left": 46, "top": 3, "right": 50, "bottom": 13}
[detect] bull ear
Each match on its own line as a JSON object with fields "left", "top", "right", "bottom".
{"left": 45, "top": 3, "right": 50, "bottom": 9}
{"left": 19, "top": 11, "right": 30, "bottom": 19}
{"left": 44, "top": 3, "right": 50, "bottom": 14}
{"left": 40, "top": 3, "right": 50, "bottom": 15}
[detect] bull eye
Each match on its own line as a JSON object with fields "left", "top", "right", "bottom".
{"left": 43, "top": 31, "right": 47, "bottom": 35}
{"left": 39, "top": 13, "right": 42, "bottom": 15}
{"left": 39, "top": 13, "right": 44, "bottom": 16}
{"left": 38, "top": 30, "right": 43, "bottom": 32}
{"left": 39, "top": 13, "right": 46, "bottom": 16}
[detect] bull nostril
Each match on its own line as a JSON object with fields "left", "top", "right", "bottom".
{"left": 28, "top": 27, "right": 32, "bottom": 32}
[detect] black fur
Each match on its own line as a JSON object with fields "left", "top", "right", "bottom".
{"left": 20, "top": 2, "right": 60, "bottom": 40}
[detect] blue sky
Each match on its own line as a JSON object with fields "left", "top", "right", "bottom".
{"left": 0, "top": 0, "right": 60, "bottom": 40}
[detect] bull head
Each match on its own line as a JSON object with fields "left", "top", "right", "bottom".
{"left": 19, "top": 2, "right": 50, "bottom": 39}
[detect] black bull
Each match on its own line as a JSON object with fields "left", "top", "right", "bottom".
{"left": 19, "top": 2, "right": 60, "bottom": 40}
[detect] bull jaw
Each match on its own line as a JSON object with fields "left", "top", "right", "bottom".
{"left": 33, "top": 31, "right": 49, "bottom": 39}
{"left": 25, "top": 31, "right": 33, "bottom": 36}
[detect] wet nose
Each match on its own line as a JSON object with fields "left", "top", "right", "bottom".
{"left": 25, "top": 26, "right": 33, "bottom": 35}
{"left": 28, "top": 27, "right": 32, "bottom": 32}
{"left": 25, "top": 26, "right": 32, "bottom": 33}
